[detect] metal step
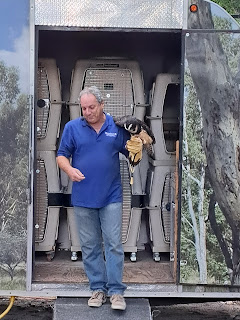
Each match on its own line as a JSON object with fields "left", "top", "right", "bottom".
{"left": 53, "top": 297, "right": 152, "bottom": 320}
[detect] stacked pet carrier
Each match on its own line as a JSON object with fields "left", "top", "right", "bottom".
{"left": 34, "top": 59, "right": 180, "bottom": 263}
{"left": 35, "top": 58, "right": 62, "bottom": 260}
{"left": 64, "top": 58, "right": 147, "bottom": 261}
{"left": 147, "top": 74, "right": 180, "bottom": 261}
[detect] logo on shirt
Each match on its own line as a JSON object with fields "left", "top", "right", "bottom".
{"left": 105, "top": 132, "right": 117, "bottom": 137}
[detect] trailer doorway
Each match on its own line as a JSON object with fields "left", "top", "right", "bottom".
{"left": 33, "top": 28, "right": 182, "bottom": 286}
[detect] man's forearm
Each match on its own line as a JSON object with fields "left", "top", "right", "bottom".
{"left": 56, "top": 156, "right": 72, "bottom": 176}
{"left": 56, "top": 155, "right": 85, "bottom": 182}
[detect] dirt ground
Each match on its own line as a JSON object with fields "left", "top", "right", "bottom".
{"left": 0, "top": 297, "right": 54, "bottom": 320}
{"left": 0, "top": 297, "right": 240, "bottom": 319}
{"left": 151, "top": 300, "right": 240, "bottom": 320}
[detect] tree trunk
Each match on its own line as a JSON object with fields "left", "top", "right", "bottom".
{"left": 208, "top": 192, "right": 233, "bottom": 271}
{"left": 186, "top": 0, "right": 240, "bottom": 283}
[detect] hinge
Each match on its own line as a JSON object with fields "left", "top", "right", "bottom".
{"left": 170, "top": 251, "right": 175, "bottom": 262}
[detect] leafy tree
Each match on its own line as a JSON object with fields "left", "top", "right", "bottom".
{"left": 211, "top": 0, "right": 240, "bottom": 15}
{"left": 0, "top": 60, "right": 28, "bottom": 287}
{"left": 0, "top": 63, "right": 28, "bottom": 235}
{"left": 0, "top": 233, "right": 27, "bottom": 280}
{"left": 0, "top": 63, "right": 19, "bottom": 104}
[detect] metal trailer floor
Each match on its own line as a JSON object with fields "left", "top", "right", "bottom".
{"left": 34, "top": 248, "right": 174, "bottom": 284}
{"left": 53, "top": 297, "right": 152, "bottom": 320}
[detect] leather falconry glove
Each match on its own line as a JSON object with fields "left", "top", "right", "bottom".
{"left": 125, "top": 136, "right": 143, "bottom": 185}
{"left": 126, "top": 136, "right": 143, "bottom": 166}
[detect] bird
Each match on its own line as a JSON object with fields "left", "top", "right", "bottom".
{"left": 113, "top": 115, "right": 155, "bottom": 159}
{"left": 113, "top": 115, "right": 155, "bottom": 184}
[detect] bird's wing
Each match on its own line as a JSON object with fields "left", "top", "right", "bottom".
{"left": 143, "top": 143, "right": 154, "bottom": 159}
{"left": 137, "top": 130, "right": 155, "bottom": 159}
{"left": 137, "top": 120, "right": 156, "bottom": 144}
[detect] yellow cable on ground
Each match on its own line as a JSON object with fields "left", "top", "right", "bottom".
{"left": 0, "top": 296, "right": 15, "bottom": 319}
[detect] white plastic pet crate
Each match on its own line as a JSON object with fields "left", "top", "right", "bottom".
{"left": 37, "top": 58, "right": 62, "bottom": 151}
{"left": 64, "top": 58, "right": 147, "bottom": 261}
{"left": 35, "top": 59, "right": 62, "bottom": 259}
{"left": 148, "top": 73, "right": 180, "bottom": 261}
{"left": 35, "top": 151, "right": 61, "bottom": 260}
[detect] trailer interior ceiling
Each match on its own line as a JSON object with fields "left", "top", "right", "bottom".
{"left": 34, "top": 28, "right": 181, "bottom": 285}
{"left": 38, "top": 29, "right": 181, "bottom": 99}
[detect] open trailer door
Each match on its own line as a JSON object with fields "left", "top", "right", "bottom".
{"left": 32, "top": 0, "right": 182, "bottom": 293}
{"left": 0, "top": 0, "right": 31, "bottom": 292}
{"left": 180, "top": 0, "right": 240, "bottom": 286}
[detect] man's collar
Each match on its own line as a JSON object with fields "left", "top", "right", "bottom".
{"left": 80, "top": 116, "right": 87, "bottom": 127}
{"left": 80, "top": 112, "right": 111, "bottom": 128}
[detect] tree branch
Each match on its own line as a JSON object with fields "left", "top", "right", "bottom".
{"left": 208, "top": 192, "right": 233, "bottom": 270}
{"left": 182, "top": 165, "right": 201, "bottom": 186}
{"left": 181, "top": 235, "right": 196, "bottom": 248}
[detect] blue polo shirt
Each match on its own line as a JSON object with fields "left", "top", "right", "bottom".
{"left": 57, "top": 114, "right": 130, "bottom": 208}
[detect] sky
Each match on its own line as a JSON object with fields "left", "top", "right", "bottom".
{"left": 0, "top": 0, "right": 30, "bottom": 93}
{"left": 0, "top": 0, "right": 29, "bottom": 51}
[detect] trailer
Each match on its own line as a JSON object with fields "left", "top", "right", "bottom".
{"left": 0, "top": 0, "right": 240, "bottom": 306}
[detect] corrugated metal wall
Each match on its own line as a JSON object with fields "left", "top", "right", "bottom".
{"left": 35, "top": 0, "right": 183, "bottom": 29}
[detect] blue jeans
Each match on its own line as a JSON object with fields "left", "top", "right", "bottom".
{"left": 74, "top": 202, "right": 126, "bottom": 295}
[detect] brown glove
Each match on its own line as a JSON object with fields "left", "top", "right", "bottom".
{"left": 125, "top": 136, "right": 143, "bottom": 167}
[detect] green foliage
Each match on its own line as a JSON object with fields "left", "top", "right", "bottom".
{"left": 0, "top": 60, "right": 28, "bottom": 286}
{"left": 0, "top": 61, "right": 29, "bottom": 232}
{"left": 0, "top": 62, "right": 20, "bottom": 105}
{"left": 180, "top": 263, "right": 200, "bottom": 283}
{"left": 211, "top": 0, "right": 240, "bottom": 15}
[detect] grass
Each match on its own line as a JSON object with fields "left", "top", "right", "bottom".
{"left": 0, "top": 277, "right": 26, "bottom": 290}
{"left": 0, "top": 265, "right": 26, "bottom": 290}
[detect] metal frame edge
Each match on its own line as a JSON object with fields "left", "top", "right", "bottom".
{"left": 26, "top": 0, "right": 35, "bottom": 292}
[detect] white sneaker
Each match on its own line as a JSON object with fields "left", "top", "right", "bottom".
{"left": 110, "top": 294, "right": 126, "bottom": 310}
{"left": 88, "top": 291, "right": 107, "bottom": 307}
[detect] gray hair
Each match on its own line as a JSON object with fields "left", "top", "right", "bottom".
{"left": 78, "top": 86, "right": 104, "bottom": 104}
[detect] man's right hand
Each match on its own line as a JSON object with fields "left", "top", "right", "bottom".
{"left": 57, "top": 155, "right": 85, "bottom": 182}
{"left": 68, "top": 167, "right": 85, "bottom": 182}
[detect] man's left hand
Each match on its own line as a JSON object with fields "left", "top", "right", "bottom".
{"left": 125, "top": 136, "right": 143, "bottom": 166}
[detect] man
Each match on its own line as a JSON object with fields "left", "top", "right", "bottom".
{"left": 57, "top": 86, "right": 142, "bottom": 310}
